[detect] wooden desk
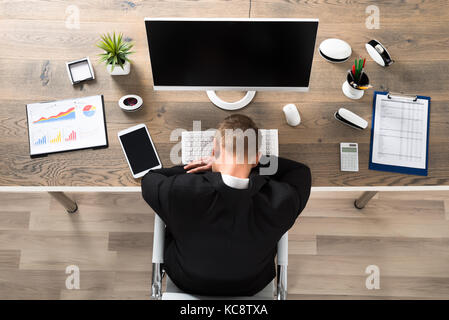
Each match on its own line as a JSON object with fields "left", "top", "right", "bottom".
{"left": 1, "top": 0, "right": 448, "bottom": 210}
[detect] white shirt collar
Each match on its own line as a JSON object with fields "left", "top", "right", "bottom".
{"left": 221, "top": 173, "right": 249, "bottom": 190}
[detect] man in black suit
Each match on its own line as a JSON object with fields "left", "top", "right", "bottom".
{"left": 141, "top": 114, "right": 311, "bottom": 296}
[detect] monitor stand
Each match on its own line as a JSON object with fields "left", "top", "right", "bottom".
{"left": 206, "top": 90, "right": 256, "bottom": 111}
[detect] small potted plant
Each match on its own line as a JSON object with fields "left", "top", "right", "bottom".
{"left": 97, "top": 32, "right": 134, "bottom": 75}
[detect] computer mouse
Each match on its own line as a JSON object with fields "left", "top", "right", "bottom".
{"left": 283, "top": 104, "right": 301, "bottom": 126}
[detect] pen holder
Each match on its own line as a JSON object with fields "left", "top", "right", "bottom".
{"left": 342, "top": 71, "right": 369, "bottom": 100}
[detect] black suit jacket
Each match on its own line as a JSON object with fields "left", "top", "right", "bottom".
{"left": 141, "top": 157, "right": 311, "bottom": 296}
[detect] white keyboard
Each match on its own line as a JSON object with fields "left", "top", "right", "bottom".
{"left": 181, "top": 131, "right": 216, "bottom": 165}
{"left": 181, "top": 129, "right": 279, "bottom": 165}
{"left": 259, "top": 129, "right": 279, "bottom": 158}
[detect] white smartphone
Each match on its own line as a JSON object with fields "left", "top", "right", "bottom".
{"left": 118, "top": 124, "right": 162, "bottom": 178}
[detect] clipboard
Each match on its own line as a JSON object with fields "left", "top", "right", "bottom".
{"left": 26, "top": 95, "right": 109, "bottom": 158}
{"left": 369, "top": 91, "right": 431, "bottom": 176}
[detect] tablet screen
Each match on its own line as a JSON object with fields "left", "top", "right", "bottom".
{"left": 119, "top": 127, "right": 160, "bottom": 175}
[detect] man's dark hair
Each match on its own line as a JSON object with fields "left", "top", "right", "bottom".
{"left": 216, "top": 114, "right": 260, "bottom": 162}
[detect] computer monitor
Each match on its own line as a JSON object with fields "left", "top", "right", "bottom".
{"left": 145, "top": 18, "right": 319, "bottom": 110}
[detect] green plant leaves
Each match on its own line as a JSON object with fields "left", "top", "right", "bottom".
{"left": 97, "top": 32, "right": 134, "bottom": 71}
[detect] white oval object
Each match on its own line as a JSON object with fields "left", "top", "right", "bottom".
{"left": 119, "top": 95, "right": 143, "bottom": 112}
{"left": 283, "top": 103, "right": 301, "bottom": 127}
{"left": 319, "top": 38, "right": 352, "bottom": 63}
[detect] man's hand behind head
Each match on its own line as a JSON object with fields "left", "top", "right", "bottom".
{"left": 184, "top": 156, "right": 214, "bottom": 174}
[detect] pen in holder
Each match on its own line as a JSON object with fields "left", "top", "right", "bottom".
{"left": 342, "top": 58, "right": 372, "bottom": 100}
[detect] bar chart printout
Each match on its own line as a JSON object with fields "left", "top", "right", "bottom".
{"left": 26, "top": 95, "right": 107, "bottom": 156}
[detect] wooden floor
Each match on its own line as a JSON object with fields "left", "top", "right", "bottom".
{"left": 1, "top": 191, "right": 448, "bottom": 299}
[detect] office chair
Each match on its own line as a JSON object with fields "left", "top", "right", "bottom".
{"left": 151, "top": 214, "right": 288, "bottom": 300}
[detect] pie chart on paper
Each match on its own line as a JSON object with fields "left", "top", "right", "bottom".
{"left": 83, "top": 105, "right": 96, "bottom": 117}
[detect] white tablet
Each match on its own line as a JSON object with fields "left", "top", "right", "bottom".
{"left": 118, "top": 124, "right": 162, "bottom": 178}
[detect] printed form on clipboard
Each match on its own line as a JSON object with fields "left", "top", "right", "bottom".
{"left": 369, "top": 91, "right": 431, "bottom": 176}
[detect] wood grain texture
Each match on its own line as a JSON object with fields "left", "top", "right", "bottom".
{"left": 289, "top": 274, "right": 449, "bottom": 298}
{"left": 1, "top": 191, "right": 449, "bottom": 299}
{"left": 0, "top": 0, "right": 448, "bottom": 187}
{"left": 0, "top": 250, "right": 20, "bottom": 270}
{"left": 445, "top": 200, "right": 449, "bottom": 220}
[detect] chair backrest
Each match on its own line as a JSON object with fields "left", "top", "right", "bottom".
{"left": 151, "top": 214, "right": 289, "bottom": 299}
{"left": 152, "top": 214, "right": 165, "bottom": 264}
{"left": 152, "top": 214, "right": 289, "bottom": 265}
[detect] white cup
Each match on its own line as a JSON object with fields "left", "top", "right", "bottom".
{"left": 342, "top": 81, "right": 364, "bottom": 100}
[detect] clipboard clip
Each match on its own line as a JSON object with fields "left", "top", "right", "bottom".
{"left": 387, "top": 92, "right": 418, "bottom": 102}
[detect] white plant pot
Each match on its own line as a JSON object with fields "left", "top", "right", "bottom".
{"left": 107, "top": 61, "right": 131, "bottom": 75}
{"left": 342, "top": 81, "right": 364, "bottom": 100}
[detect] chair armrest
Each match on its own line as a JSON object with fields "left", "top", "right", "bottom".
{"left": 151, "top": 214, "right": 166, "bottom": 299}
{"left": 276, "top": 265, "right": 288, "bottom": 300}
{"left": 152, "top": 214, "right": 165, "bottom": 263}
{"left": 276, "top": 232, "right": 288, "bottom": 300}
{"left": 152, "top": 263, "right": 163, "bottom": 299}
{"left": 277, "top": 232, "right": 288, "bottom": 266}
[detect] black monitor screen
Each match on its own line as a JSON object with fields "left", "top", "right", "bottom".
{"left": 145, "top": 20, "right": 319, "bottom": 89}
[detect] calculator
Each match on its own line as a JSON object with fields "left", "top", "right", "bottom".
{"left": 340, "top": 143, "right": 359, "bottom": 172}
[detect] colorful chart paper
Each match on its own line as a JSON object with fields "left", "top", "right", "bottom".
{"left": 26, "top": 95, "right": 108, "bottom": 157}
